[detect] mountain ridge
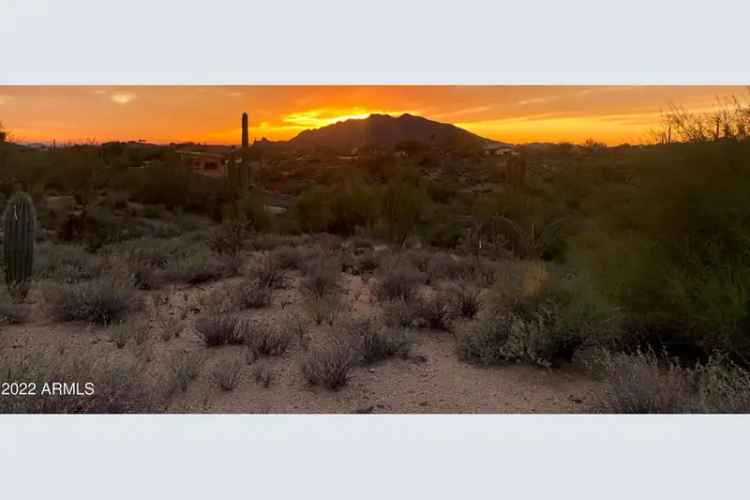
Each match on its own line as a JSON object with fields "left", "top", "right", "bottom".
{"left": 285, "top": 113, "right": 507, "bottom": 152}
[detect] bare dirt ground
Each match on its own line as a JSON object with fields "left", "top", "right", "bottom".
{"left": 0, "top": 269, "right": 601, "bottom": 413}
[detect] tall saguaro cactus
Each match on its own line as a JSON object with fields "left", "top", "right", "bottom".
{"left": 3, "top": 192, "right": 36, "bottom": 300}
{"left": 241, "top": 112, "right": 249, "bottom": 149}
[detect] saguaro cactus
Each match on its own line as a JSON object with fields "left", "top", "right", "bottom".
{"left": 3, "top": 192, "right": 36, "bottom": 299}
{"left": 242, "top": 112, "right": 249, "bottom": 149}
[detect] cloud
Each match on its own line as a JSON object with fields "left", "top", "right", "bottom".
{"left": 517, "top": 96, "right": 555, "bottom": 106}
{"left": 111, "top": 93, "right": 137, "bottom": 105}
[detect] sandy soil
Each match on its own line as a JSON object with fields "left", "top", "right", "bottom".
{"left": 0, "top": 271, "right": 601, "bottom": 413}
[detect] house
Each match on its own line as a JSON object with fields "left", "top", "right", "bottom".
{"left": 176, "top": 151, "right": 227, "bottom": 178}
{"left": 483, "top": 143, "right": 513, "bottom": 157}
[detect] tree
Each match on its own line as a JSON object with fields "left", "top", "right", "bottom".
{"left": 0, "top": 121, "right": 7, "bottom": 143}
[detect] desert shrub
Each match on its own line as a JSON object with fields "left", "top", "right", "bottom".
{"left": 425, "top": 253, "right": 468, "bottom": 284}
{"left": 591, "top": 348, "right": 698, "bottom": 413}
{"left": 212, "top": 356, "right": 243, "bottom": 391}
{"left": 294, "top": 179, "right": 380, "bottom": 236}
{"left": 464, "top": 257, "right": 498, "bottom": 287}
{"left": 206, "top": 221, "right": 250, "bottom": 257}
{"left": 414, "top": 291, "right": 454, "bottom": 331}
{"left": 571, "top": 141, "right": 750, "bottom": 358}
{"left": 270, "top": 245, "right": 304, "bottom": 271}
{"left": 0, "top": 351, "right": 159, "bottom": 413}
{"left": 42, "top": 271, "right": 139, "bottom": 325}
{"left": 379, "top": 179, "right": 432, "bottom": 245}
{"left": 231, "top": 193, "right": 272, "bottom": 231}
{"left": 301, "top": 257, "right": 341, "bottom": 299}
{"left": 35, "top": 242, "right": 103, "bottom": 283}
{"left": 404, "top": 249, "right": 432, "bottom": 274}
{"left": 382, "top": 298, "right": 419, "bottom": 328}
{"left": 109, "top": 237, "right": 186, "bottom": 290}
{"left": 305, "top": 295, "right": 340, "bottom": 326}
{"left": 247, "top": 254, "right": 287, "bottom": 290}
{"left": 194, "top": 314, "right": 245, "bottom": 347}
{"left": 355, "top": 250, "right": 381, "bottom": 274}
{"left": 251, "top": 233, "right": 295, "bottom": 251}
{"left": 281, "top": 315, "right": 310, "bottom": 351}
{"left": 252, "top": 361, "right": 273, "bottom": 388}
{"left": 301, "top": 338, "right": 356, "bottom": 390}
{"left": 447, "top": 281, "right": 482, "bottom": 319}
{"left": 374, "top": 261, "right": 424, "bottom": 303}
{"left": 232, "top": 278, "right": 273, "bottom": 309}
{"left": 590, "top": 347, "right": 750, "bottom": 413}
{"left": 245, "top": 321, "right": 293, "bottom": 357}
{"left": 498, "top": 216, "right": 566, "bottom": 260}
{"left": 168, "top": 351, "right": 206, "bottom": 393}
{"left": 462, "top": 262, "right": 621, "bottom": 365}
{"left": 345, "top": 317, "right": 412, "bottom": 364}
{"left": 695, "top": 354, "right": 750, "bottom": 413}
{"left": 162, "top": 247, "right": 228, "bottom": 285}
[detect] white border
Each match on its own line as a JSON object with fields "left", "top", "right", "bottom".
{"left": 2, "top": 415, "right": 748, "bottom": 499}
{"left": 1, "top": 0, "right": 749, "bottom": 84}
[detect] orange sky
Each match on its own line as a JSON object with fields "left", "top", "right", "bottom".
{"left": 0, "top": 86, "right": 747, "bottom": 145}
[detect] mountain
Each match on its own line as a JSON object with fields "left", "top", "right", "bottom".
{"left": 287, "top": 113, "right": 506, "bottom": 152}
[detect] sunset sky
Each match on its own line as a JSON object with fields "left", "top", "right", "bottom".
{"left": 0, "top": 86, "right": 747, "bottom": 146}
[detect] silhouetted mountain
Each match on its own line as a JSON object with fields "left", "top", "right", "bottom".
{"left": 287, "top": 113, "right": 506, "bottom": 152}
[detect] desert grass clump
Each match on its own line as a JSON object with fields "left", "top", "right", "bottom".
{"left": 382, "top": 298, "right": 419, "bottom": 328}
{"left": 305, "top": 295, "right": 340, "bottom": 326}
{"left": 162, "top": 247, "right": 228, "bottom": 285}
{"left": 301, "top": 257, "right": 341, "bottom": 299}
{"left": 240, "top": 278, "right": 273, "bottom": 309}
{"left": 447, "top": 281, "right": 482, "bottom": 319}
{"left": 168, "top": 351, "right": 206, "bottom": 393}
{"left": 194, "top": 314, "right": 245, "bottom": 347}
{"left": 35, "top": 243, "right": 105, "bottom": 283}
{"left": 591, "top": 348, "right": 697, "bottom": 413}
{"left": 695, "top": 354, "right": 750, "bottom": 413}
{"left": 374, "top": 262, "right": 423, "bottom": 303}
{"left": 415, "top": 291, "right": 454, "bottom": 331}
{"left": 42, "top": 271, "right": 139, "bottom": 325}
{"left": 245, "top": 321, "right": 293, "bottom": 357}
{"left": 207, "top": 221, "right": 249, "bottom": 258}
{"left": 590, "top": 349, "right": 750, "bottom": 413}
{"left": 211, "top": 356, "right": 243, "bottom": 391}
{"left": 247, "top": 254, "right": 287, "bottom": 290}
{"left": 345, "top": 317, "right": 413, "bottom": 364}
{"left": 301, "top": 338, "right": 356, "bottom": 391}
{"left": 287, "top": 316, "right": 311, "bottom": 350}
{"left": 270, "top": 245, "right": 304, "bottom": 271}
{"left": 252, "top": 361, "right": 273, "bottom": 388}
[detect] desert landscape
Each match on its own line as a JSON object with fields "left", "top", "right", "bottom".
{"left": 1, "top": 86, "right": 749, "bottom": 413}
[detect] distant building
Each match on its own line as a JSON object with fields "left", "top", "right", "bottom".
{"left": 176, "top": 151, "right": 227, "bottom": 177}
{"left": 483, "top": 143, "right": 513, "bottom": 157}
{"left": 177, "top": 112, "right": 250, "bottom": 178}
